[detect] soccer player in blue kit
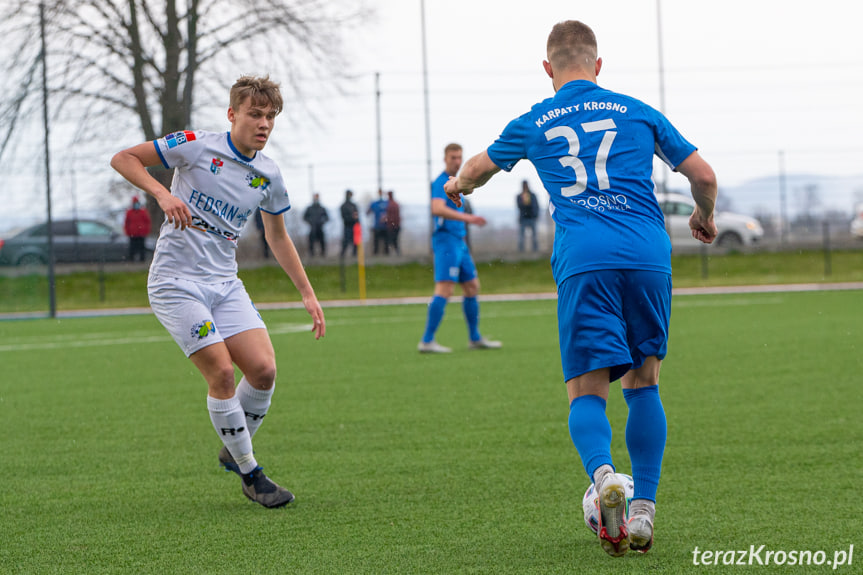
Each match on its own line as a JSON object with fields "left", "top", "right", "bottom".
{"left": 418, "top": 143, "right": 502, "bottom": 353}
{"left": 111, "top": 76, "right": 326, "bottom": 509}
{"left": 443, "top": 21, "right": 718, "bottom": 556}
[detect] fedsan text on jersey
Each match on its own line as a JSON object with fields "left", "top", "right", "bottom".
{"left": 189, "top": 189, "right": 247, "bottom": 223}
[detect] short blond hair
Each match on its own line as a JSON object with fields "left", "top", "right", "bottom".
{"left": 546, "top": 21, "right": 597, "bottom": 72}
{"left": 444, "top": 142, "right": 462, "bottom": 155}
{"left": 230, "top": 75, "right": 283, "bottom": 114}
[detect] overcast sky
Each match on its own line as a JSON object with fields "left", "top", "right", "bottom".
{"left": 3, "top": 0, "right": 862, "bottom": 230}
{"left": 267, "top": 0, "right": 863, "bottom": 210}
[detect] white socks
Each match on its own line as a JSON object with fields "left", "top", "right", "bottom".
{"left": 593, "top": 464, "right": 615, "bottom": 489}
{"left": 236, "top": 377, "right": 274, "bottom": 438}
{"left": 630, "top": 499, "right": 656, "bottom": 523}
{"left": 207, "top": 378, "right": 276, "bottom": 475}
{"left": 207, "top": 395, "right": 257, "bottom": 474}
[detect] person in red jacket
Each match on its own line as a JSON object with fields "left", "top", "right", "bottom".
{"left": 124, "top": 196, "right": 152, "bottom": 261}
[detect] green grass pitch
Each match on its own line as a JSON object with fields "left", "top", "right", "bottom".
{"left": 1, "top": 290, "right": 860, "bottom": 574}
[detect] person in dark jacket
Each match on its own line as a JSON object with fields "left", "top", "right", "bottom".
{"left": 303, "top": 193, "right": 329, "bottom": 256}
{"left": 516, "top": 180, "right": 540, "bottom": 252}
{"left": 340, "top": 189, "right": 359, "bottom": 257}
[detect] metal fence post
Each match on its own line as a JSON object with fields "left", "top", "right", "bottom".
{"left": 822, "top": 221, "right": 832, "bottom": 277}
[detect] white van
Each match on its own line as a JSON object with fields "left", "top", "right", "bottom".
{"left": 851, "top": 204, "right": 863, "bottom": 239}
{"left": 655, "top": 192, "right": 764, "bottom": 249}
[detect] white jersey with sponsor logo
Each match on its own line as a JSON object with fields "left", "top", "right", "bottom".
{"left": 149, "top": 130, "right": 290, "bottom": 283}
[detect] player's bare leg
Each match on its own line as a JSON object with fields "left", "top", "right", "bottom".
{"left": 191, "top": 341, "right": 259, "bottom": 474}
{"left": 193, "top": 333, "right": 294, "bottom": 508}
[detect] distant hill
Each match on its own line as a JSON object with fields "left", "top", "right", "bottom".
{"left": 692, "top": 173, "right": 863, "bottom": 219}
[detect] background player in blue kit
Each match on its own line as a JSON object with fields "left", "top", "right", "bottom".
{"left": 443, "top": 21, "right": 718, "bottom": 556}
{"left": 367, "top": 189, "right": 390, "bottom": 255}
{"left": 111, "top": 76, "right": 326, "bottom": 509}
{"left": 418, "top": 143, "right": 502, "bottom": 354}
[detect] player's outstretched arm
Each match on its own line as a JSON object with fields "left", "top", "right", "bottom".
{"left": 261, "top": 211, "right": 326, "bottom": 339}
{"left": 431, "top": 199, "right": 486, "bottom": 227}
{"left": 444, "top": 151, "right": 500, "bottom": 207}
{"left": 110, "top": 142, "right": 192, "bottom": 230}
{"left": 676, "top": 151, "right": 718, "bottom": 244}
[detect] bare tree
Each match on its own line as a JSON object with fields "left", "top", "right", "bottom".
{"left": 0, "top": 0, "right": 370, "bottom": 224}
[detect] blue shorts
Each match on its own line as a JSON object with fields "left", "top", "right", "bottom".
{"left": 557, "top": 269, "right": 671, "bottom": 382}
{"left": 432, "top": 233, "right": 477, "bottom": 283}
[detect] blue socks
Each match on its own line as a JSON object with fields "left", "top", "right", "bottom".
{"left": 422, "top": 295, "right": 448, "bottom": 343}
{"left": 568, "top": 386, "right": 666, "bottom": 501}
{"left": 622, "top": 385, "right": 666, "bottom": 502}
{"left": 462, "top": 296, "right": 481, "bottom": 342}
{"left": 568, "top": 395, "right": 614, "bottom": 480}
{"left": 422, "top": 295, "right": 482, "bottom": 343}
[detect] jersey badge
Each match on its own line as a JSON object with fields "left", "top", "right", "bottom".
{"left": 165, "top": 130, "right": 196, "bottom": 149}
{"left": 210, "top": 157, "right": 224, "bottom": 175}
{"left": 190, "top": 320, "right": 216, "bottom": 340}
{"left": 246, "top": 172, "right": 270, "bottom": 191}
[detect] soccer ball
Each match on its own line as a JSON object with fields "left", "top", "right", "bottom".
{"left": 582, "top": 473, "right": 634, "bottom": 534}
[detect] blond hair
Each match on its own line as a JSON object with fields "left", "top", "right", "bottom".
{"left": 444, "top": 142, "right": 462, "bottom": 155}
{"left": 546, "top": 21, "right": 598, "bottom": 73}
{"left": 229, "top": 75, "right": 283, "bottom": 114}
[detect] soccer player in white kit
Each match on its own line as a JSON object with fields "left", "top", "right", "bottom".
{"left": 111, "top": 76, "right": 326, "bottom": 508}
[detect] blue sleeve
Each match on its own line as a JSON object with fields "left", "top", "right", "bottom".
{"left": 647, "top": 107, "right": 697, "bottom": 170}
{"left": 487, "top": 114, "right": 530, "bottom": 172}
{"left": 431, "top": 173, "right": 448, "bottom": 200}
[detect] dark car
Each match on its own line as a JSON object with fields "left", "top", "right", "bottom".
{"left": 0, "top": 219, "right": 153, "bottom": 265}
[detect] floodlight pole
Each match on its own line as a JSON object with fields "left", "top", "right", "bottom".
{"left": 40, "top": 1, "right": 56, "bottom": 318}
{"left": 420, "top": 0, "right": 433, "bottom": 245}
{"left": 778, "top": 150, "right": 788, "bottom": 244}
{"left": 656, "top": 0, "right": 669, "bottom": 194}
{"left": 375, "top": 71, "right": 383, "bottom": 194}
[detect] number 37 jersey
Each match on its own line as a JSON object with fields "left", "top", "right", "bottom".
{"left": 150, "top": 130, "right": 291, "bottom": 283}
{"left": 487, "top": 79, "right": 696, "bottom": 285}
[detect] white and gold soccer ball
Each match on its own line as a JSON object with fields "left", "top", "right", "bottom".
{"left": 582, "top": 473, "right": 634, "bottom": 534}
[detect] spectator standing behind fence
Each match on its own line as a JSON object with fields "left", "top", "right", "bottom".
{"left": 340, "top": 189, "right": 359, "bottom": 257}
{"left": 124, "top": 195, "right": 151, "bottom": 262}
{"left": 303, "top": 193, "right": 329, "bottom": 257}
{"left": 517, "top": 180, "right": 540, "bottom": 252}
{"left": 254, "top": 208, "right": 269, "bottom": 259}
{"left": 385, "top": 190, "right": 401, "bottom": 255}
{"left": 367, "top": 189, "right": 389, "bottom": 255}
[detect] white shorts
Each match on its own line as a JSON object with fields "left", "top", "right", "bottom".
{"left": 148, "top": 275, "right": 266, "bottom": 357}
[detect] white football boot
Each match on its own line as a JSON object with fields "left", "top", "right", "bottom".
{"left": 596, "top": 473, "right": 629, "bottom": 557}
{"left": 417, "top": 340, "right": 452, "bottom": 353}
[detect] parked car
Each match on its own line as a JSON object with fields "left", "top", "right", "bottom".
{"left": 0, "top": 219, "right": 154, "bottom": 265}
{"left": 851, "top": 204, "right": 863, "bottom": 239}
{"left": 655, "top": 192, "right": 764, "bottom": 248}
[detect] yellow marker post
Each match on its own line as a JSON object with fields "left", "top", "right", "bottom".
{"left": 353, "top": 222, "right": 366, "bottom": 302}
